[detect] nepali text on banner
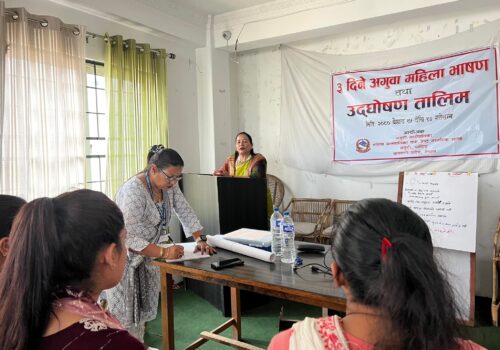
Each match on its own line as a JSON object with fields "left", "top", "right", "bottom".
{"left": 331, "top": 47, "right": 499, "bottom": 162}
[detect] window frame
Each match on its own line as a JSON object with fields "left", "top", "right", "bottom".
{"left": 85, "top": 60, "right": 107, "bottom": 192}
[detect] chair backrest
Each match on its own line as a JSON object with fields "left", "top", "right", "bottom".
{"left": 285, "top": 198, "right": 331, "bottom": 224}
{"left": 333, "top": 199, "right": 356, "bottom": 217}
{"left": 267, "top": 174, "right": 285, "bottom": 209}
{"left": 322, "top": 199, "right": 357, "bottom": 229}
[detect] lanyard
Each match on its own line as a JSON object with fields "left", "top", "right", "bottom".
{"left": 145, "top": 172, "right": 167, "bottom": 225}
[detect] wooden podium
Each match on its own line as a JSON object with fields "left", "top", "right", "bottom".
{"left": 180, "top": 174, "right": 269, "bottom": 315}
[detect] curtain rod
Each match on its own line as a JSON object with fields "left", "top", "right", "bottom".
{"left": 5, "top": 9, "right": 81, "bottom": 35}
{"left": 4, "top": 9, "right": 176, "bottom": 60}
{"left": 87, "top": 31, "right": 176, "bottom": 59}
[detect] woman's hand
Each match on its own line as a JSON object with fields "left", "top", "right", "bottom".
{"left": 194, "top": 241, "right": 216, "bottom": 255}
{"left": 164, "top": 245, "right": 185, "bottom": 259}
{"left": 213, "top": 169, "right": 228, "bottom": 176}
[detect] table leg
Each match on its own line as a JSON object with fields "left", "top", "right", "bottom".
{"left": 230, "top": 287, "right": 241, "bottom": 340}
{"left": 160, "top": 271, "right": 174, "bottom": 350}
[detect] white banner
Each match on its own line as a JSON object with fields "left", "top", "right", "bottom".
{"left": 332, "top": 47, "right": 499, "bottom": 162}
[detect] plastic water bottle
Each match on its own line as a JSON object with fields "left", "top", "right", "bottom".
{"left": 270, "top": 208, "right": 283, "bottom": 256}
{"left": 281, "top": 211, "right": 296, "bottom": 264}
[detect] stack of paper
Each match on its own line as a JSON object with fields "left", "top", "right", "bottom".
{"left": 223, "top": 228, "right": 272, "bottom": 248}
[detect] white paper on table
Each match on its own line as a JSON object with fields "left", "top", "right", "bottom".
{"left": 158, "top": 242, "right": 211, "bottom": 262}
{"left": 207, "top": 235, "right": 275, "bottom": 263}
{"left": 223, "top": 228, "right": 272, "bottom": 247}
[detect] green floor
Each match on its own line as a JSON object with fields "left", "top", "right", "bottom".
{"left": 144, "top": 288, "right": 500, "bottom": 350}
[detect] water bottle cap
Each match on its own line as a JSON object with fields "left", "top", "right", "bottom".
{"left": 283, "top": 211, "right": 289, "bottom": 215}
{"left": 273, "top": 208, "right": 279, "bottom": 212}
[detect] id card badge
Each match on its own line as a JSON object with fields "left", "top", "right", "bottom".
{"left": 161, "top": 223, "right": 168, "bottom": 236}
{"left": 161, "top": 223, "right": 174, "bottom": 244}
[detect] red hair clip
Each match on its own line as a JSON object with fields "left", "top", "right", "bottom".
{"left": 381, "top": 236, "right": 392, "bottom": 258}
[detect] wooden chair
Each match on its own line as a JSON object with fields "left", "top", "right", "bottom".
{"left": 318, "top": 200, "right": 356, "bottom": 244}
{"left": 283, "top": 198, "right": 331, "bottom": 242}
{"left": 267, "top": 174, "right": 285, "bottom": 210}
{"left": 492, "top": 217, "right": 500, "bottom": 326}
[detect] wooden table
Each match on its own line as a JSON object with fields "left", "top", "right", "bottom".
{"left": 153, "top": 249, "right": 346, "bottom": 350}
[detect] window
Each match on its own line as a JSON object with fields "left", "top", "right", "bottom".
{"left": 85, "top": 60, "right": 108, "bottom": 192}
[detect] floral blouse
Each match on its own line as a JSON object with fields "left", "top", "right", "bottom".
{"left": 106, "top": 176, "right": 203, "bottom": 328}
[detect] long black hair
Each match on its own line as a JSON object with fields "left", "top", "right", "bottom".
{"left": 233, "top": 131, "right": 256, "bottom": 161}
{"left": 0, "top": 189, "right": 124, "bottom": 350}
{"left": 332, "top": 198, "right": 460, "bottom": 350}
{"left": 147, "top": 144, "right": 184, "bottom": 170}
{"left": 0, "top": 195, "right": 26, "bottom": 238}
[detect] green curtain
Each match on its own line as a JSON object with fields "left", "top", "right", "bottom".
{"left": 105, "top": 35, "right": 168, "bottom": 198}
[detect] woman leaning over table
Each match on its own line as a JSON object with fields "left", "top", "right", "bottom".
{"left": 106, "top": 145, "right": 216, "bottom": 342}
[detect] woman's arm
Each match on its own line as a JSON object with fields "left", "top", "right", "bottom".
{"left": 138, "top": 243, "right": 184, "bottom": 259}
{"left": 116, "top": 181, "right": 183, "bottom": 259}
{"left": 213, "top": 156, "right": 231, "bottom": 176}
{"left": 250, "top": 156, "right": 267, "bottom": 178}
{"left": 192, "top": 230, "right": 216, "bottom": 255}
{"left": 171, "top": 187, "right": 216, "bottom": 255}
{"left": 115, "top": 183, "right": 151, "bottom": 252}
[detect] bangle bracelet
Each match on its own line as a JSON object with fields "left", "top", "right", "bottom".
{"left": 159, "top": 246, "right": 164, "bottom": 258}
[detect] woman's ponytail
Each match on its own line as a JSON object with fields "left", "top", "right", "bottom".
{"left": 375, "top": 234, "right": 460, "bottom": 349}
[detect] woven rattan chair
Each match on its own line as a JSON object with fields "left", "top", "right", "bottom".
{"left": 492, "top": 218, "right": 500, "bottom": 326}
{"left": 267, "top": 174, "right": 285, "bottom": 210}
{"left": 283, "top": 198, "right": 331, "bottom": 242}
{"left": 318, "top": 200, "right": 356, "bottom": 244}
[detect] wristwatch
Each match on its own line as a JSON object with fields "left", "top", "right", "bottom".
{"left": 195, "top": 234, "right": 207, "bottom": 243}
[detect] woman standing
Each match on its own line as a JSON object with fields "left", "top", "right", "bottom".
{"left": 107, "top": 145, "right": 215, "bottom": 342}
{"left": 213, "top": 132, "right": 267, "bottom": 178}
{"left": 213, "top": 132, "right": 272, "bottom": 216}
{"left": 0, "top": 189, "right": 144, "bottom": 350}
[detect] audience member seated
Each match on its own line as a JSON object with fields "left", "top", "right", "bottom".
{"left": 0, "top": 194, "right": 26, "bottom": 272}
{"left": 268, "top": 198, "right": 485, "bottom": 350}
{"left": 0, "top": 189, "right": 145, "bottom": 350}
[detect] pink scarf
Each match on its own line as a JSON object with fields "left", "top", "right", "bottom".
{"left": 53, "top": 289, "right": 124, "bottom": 330}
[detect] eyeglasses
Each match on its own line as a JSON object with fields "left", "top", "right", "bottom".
{"left": 159, "top": 168, "right": 182, "bottom": 182}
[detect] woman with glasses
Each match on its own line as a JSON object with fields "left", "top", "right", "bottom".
{"left": 106, "top": 145, "right": 215, "bottom": 342}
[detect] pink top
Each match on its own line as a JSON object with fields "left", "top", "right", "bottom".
{"left": 268, "top": 316, "right": 486, "bottom": 350}
{"left": 270, "top": 328, "right": 375, "bottom": 350}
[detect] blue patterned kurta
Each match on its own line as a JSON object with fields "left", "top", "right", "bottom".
{"left": 106, "top": 176, "right": 203, "bottom": 327}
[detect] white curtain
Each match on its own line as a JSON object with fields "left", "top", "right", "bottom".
{"left": 0, "top": 1, "right": 5, "bottom": 152}
{"left": 1, "top": 7, "right": 86, "bottom": 199}
{"left": 280, "top": 19, "right": 500, "bottom": 182}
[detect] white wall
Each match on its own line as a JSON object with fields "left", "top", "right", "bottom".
{"left": 236, "top": 4, "right": 500, "bottom": 297}
{"left": 5, "top": 0, "right": 201, "bottom": 173}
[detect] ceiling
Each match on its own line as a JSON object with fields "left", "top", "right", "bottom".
{"left": 170, "top": 0, "right": 277, "bottom": 15}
